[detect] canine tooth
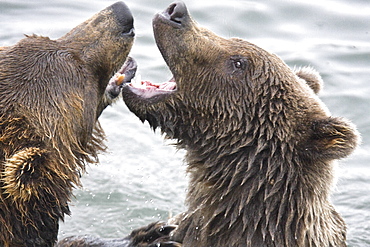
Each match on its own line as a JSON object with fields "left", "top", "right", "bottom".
{"left": 115, "top": 74, "right": 125, "bottom": 86}
{"left": 131, "top": 74, "right": 142, "bottom": 88}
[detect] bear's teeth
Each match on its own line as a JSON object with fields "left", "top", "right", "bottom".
{"left": 115, "top": 73, "right": 125, "bottom": 86}
{"left": 108, "top": 72, "right": 125, "bottom": 86}
{"left": 130, "top": 74, "right": 145, "bottom": 89}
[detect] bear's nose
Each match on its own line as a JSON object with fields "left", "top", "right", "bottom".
{"left": 110, "top": 1, "right": 135, "bottom": 36}
{"left": 167, "top": 1, "right": 188, "bottom": 24}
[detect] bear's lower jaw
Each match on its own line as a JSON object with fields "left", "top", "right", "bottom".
{"left": 106, "top": 57, "right": 137, "bottom": 99}
{"left": 126, "top": 77, "right": 177, "bottom": 99}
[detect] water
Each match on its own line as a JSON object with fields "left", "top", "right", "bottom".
{"left": 1, "top": 0, "right": 369, "bottom": 245}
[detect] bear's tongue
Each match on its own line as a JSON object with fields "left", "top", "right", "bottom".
{"left": 130, "top": 77, "right": 176, "bottom": 91}
{"left": 127, "top": 75, "right": 177, "bottom": 99}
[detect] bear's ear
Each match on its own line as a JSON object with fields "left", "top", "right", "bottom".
{"left": 2, "top": 146, "right": 72, "bottom": 211}
{"left": 2, "top": 147, "right": 49, "bottom": 203}
{"left": 294, "top": 67, "right": 323, "bottom": 94}
{"left": 304, "top": 117, "right": 360, "bottom": 161}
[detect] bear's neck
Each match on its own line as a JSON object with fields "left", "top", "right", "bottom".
{"left": 174, "top": 130, "right": 344, "bottom": 247}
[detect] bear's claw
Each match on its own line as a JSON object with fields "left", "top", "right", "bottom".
{"left": 157, "top": 224, "right": 178, "bottom": 236}
{"left": 128, "top": 221, "right": 180, "bottom": 247}
{"left": 147, "top": 241, "right": 182, "bottom": 247}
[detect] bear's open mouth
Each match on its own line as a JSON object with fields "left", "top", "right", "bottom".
{"left": 127, "top": 76, "right": 177, "bottom": 98}
{"left": 122, "top": 59, "right": 177, "bottom": 99}
{"left": 113, "top": 56, "right": 138, "bottom": 85}
{"left": 112, "top": 57, "right": 177, "bottom": 99}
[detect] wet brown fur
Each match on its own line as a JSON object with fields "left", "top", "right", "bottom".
{"left": 122, "top": 3, "right": 359, "bottom": 247}
{"left": 0, "top": 2, "right": 134, "bottom": 246}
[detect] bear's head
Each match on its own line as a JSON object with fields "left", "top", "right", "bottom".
{"left": 122, "top": 2, "right": 359, "bottom": 246}
{"left": 123, "top": 2, "right": 358, "bottom": 164}
{"left": 0, "top": 2, "right": 135, "bottom": 246}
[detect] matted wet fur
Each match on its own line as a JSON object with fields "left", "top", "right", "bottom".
{"left": 122, "top": 2, "right": 359, "bottom": 247}
{"left": 0, "top": 2, "right": 134, "bottom": 246}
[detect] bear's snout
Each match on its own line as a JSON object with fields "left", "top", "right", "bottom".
{"left": 155, "top": 1, "right": 189, "bottom": 28}
{"left": 166, "top": 1, "right": 188, "bottom": 25}
{"left": 110, "top": 1, "right": 135, "bottom": 36}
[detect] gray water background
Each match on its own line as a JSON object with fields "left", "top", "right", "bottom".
{"left": 0, "top": 0, "right": 369, "bottom": 246}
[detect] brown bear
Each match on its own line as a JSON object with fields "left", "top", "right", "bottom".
{"left": 122, "top": 1, "right": 360, "bottom": 247}
{"left": 0, "top": 2, "right": 143, "bottom": 246}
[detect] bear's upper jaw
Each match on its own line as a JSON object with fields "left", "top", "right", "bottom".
{"left": 126, "top": 76, "right": 177, "bottom": 99}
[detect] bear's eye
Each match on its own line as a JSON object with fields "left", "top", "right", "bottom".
{"left": 230, "top": 56, "right": 247, "bottom": 71}
{"left": 235, "top": 61, "right": 243, "bottom": 68}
